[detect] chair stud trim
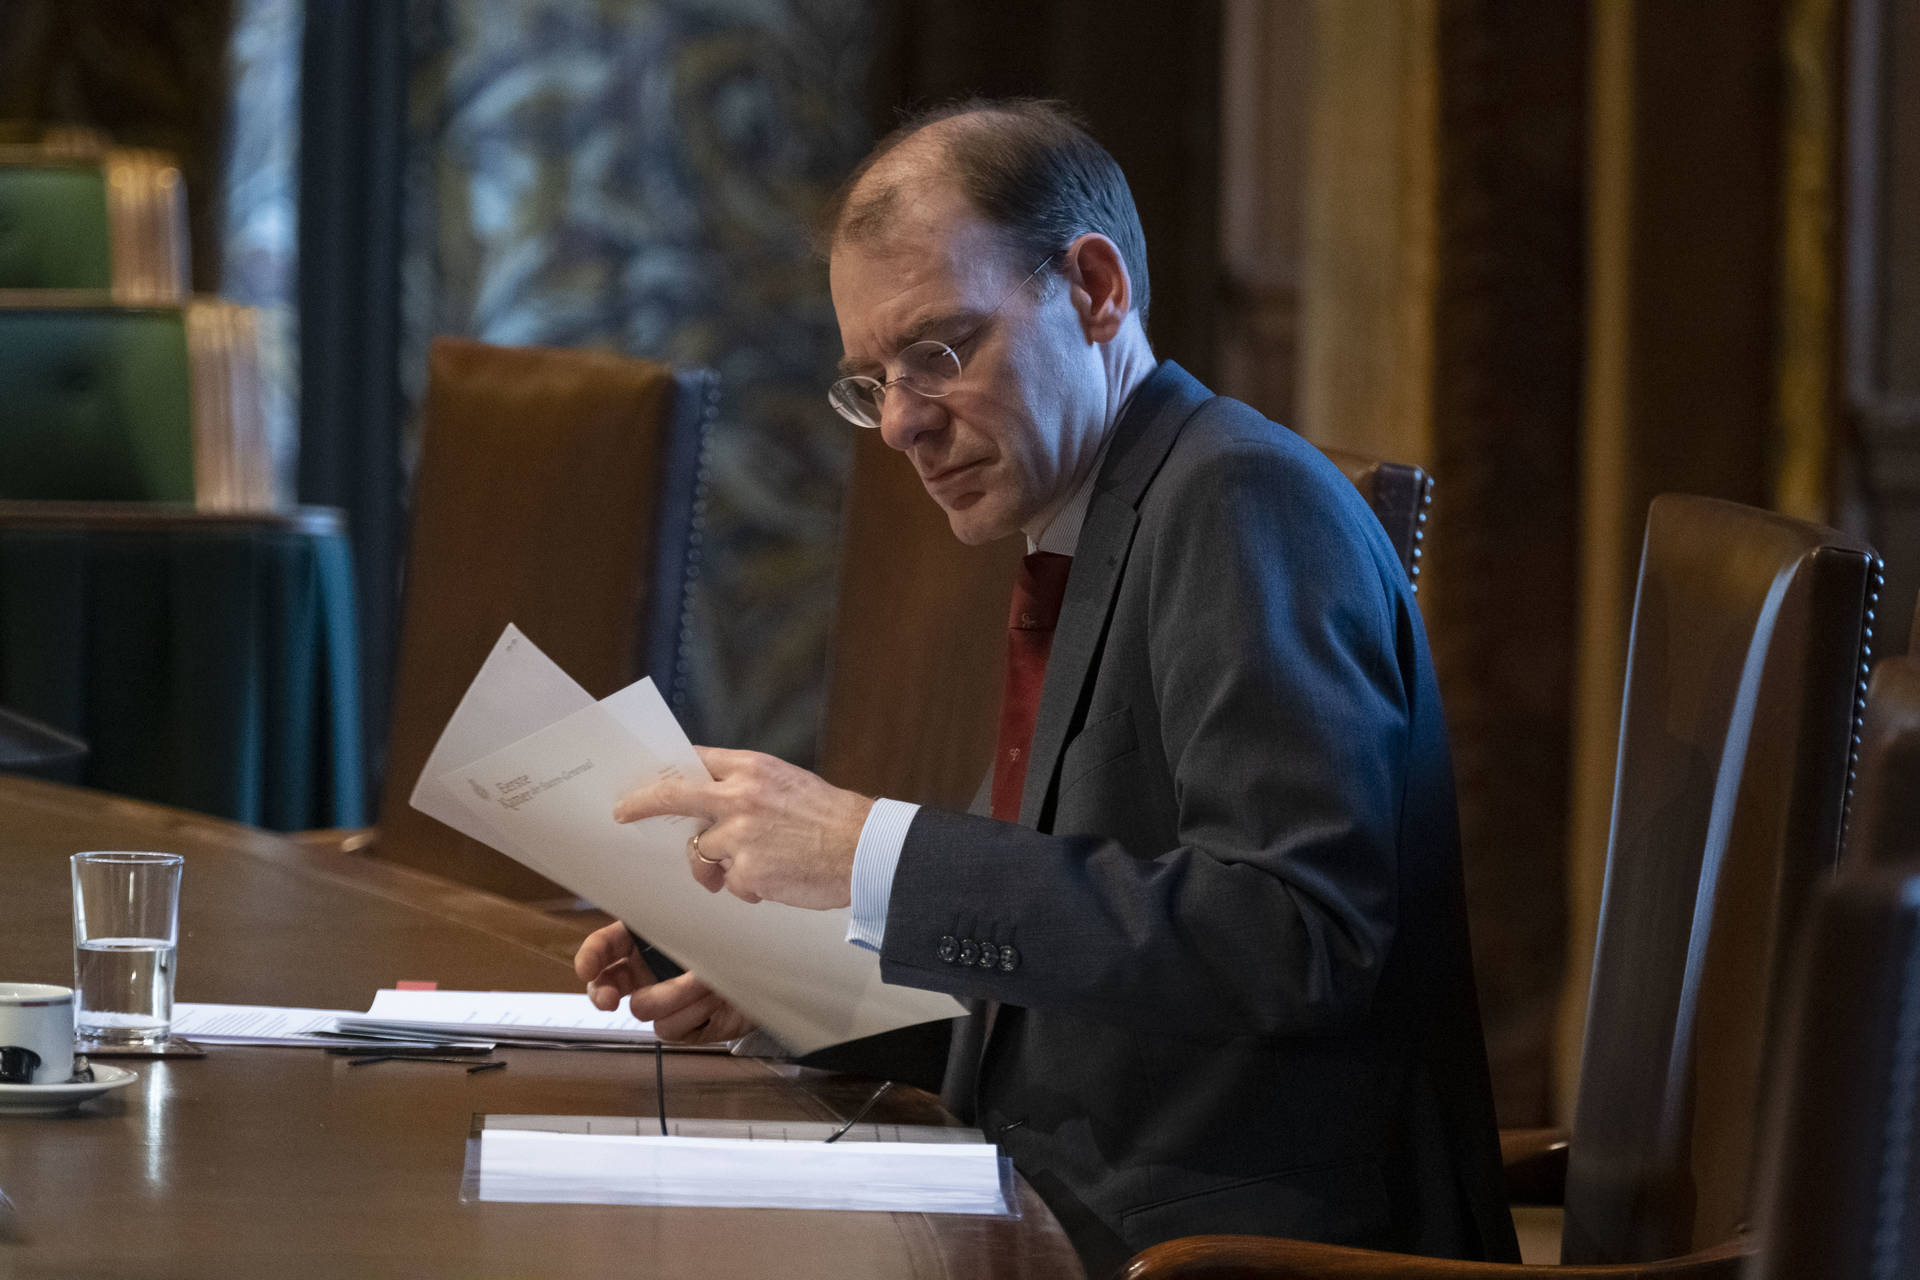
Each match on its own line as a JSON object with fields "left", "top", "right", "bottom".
{"left": 1409, "top": 474, "right": 1434, "bottom": 593}
{"left": 1840, "top": 557, "right": 1886, "bottom": 852}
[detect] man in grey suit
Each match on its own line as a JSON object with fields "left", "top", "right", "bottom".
{"left": 575, "top": 99, "right": 1518, "bottom": 1273}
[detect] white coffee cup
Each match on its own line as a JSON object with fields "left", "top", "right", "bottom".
{"left": 0, "top": 983, "right": 76, "bottom": 1085}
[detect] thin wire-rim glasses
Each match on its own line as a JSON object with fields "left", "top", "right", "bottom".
{"left": 827, "top": 255, "right": 1056, "bottom": 429}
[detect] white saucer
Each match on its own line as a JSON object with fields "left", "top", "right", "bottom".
{"left": 0, "top": 1064, "right": 137, "bottom": 1115}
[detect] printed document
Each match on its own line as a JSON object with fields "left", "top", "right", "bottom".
{"left": 413, "top": 626, "right": 963, "bottom": 1056}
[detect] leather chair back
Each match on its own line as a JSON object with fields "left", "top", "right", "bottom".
{"left": 1844, "top": 649, "right": 1920, "bottom": 869}
{"left": 818, "top": 429, "right": 1024, "bottom": 808}
{"left": 0, "top": 296, "right": 269, "bottom": 507}
{"left": 1745, "top": 866, "right": 1920, "bottom": 1279}
{"left": 818, "top": 430, "right": 1435, "bottom": 809}
{"left": 1563, "top": 495, "right": 1879, "bottom": 1263}
{"left": 0, "top": 144, "right": 187, "bottom": 302}
{"left": 373, "top": 338, "right": 714, "bottom": 899}
{"left": 1319, "top": 446, "right": 1433, "bottom": 588}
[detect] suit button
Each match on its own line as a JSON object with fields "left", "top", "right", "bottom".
{"left": 975, "top": 938, "right": 996, "bottom": 969}
{"left": 958, "top": 939, "right": 979, "bottom": 966}
{"left": 998, "top": 945, "right": 1019, "bottom": 973}
{"left": 937, "top": 935, "right": 957, "bottom": 963}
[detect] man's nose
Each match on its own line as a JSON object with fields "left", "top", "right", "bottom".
{"left": 877, "top": 386, "right": 947, "bottom": 453}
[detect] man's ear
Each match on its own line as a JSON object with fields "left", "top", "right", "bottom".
{"left": 1063, "top": 234, "right": 1132, "bottom": 343}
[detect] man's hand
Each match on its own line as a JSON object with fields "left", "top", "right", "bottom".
{"left": 613, "top": 747, "right": 873, "bottom": 910}
{"left": 572, "top": 921, "right": 754, "bottom": 1045}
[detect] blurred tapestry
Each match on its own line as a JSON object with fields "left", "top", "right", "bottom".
{"left": 404, "top": 0, "right": 872, "bottom": 762}
{"left": 221, "top": 0, "right": 303, "bottom": 503}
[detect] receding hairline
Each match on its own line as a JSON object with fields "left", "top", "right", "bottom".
{"left": 826, "top": 109, "right": 1034, "bottom": 256}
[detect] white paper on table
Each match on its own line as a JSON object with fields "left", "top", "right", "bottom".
{"left": 170, "top": 1002, "right": 359, "bottom": 1045}
{"left": 431, "top": 679, "right": 964, "bottom": 1055}
{"left": 480, "top": 1114, "right": 990, "bottom": 1144}
{"left": 339, "top": 989, "right": 661, "bottom": 1044}
{"left": 473, "top": 1129, "right": 1011, "bottom": 1215}
{"left": 406, "top": 624, "right": 595, "bottom": 855}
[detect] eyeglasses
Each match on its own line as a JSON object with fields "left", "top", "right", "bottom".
{"left": 827, "top": 255, "right": 1055, "bottom": 429}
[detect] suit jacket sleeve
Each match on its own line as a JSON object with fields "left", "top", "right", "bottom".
{"left": 877, "top": 436, "right": 1415, "bottom": 1041}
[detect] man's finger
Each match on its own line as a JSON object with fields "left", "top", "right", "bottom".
{"left": 692, "top": 745, "right": 767, "bottom": 779}
{"left": 685, "top": 830, "right": 729, "bottom": 893}
{"left": 703, "top": 1004, "right": 755, "bottom": 1043}
{"left": 585, "top": 953, "right": 654, "bottom": 1010}
{"left": 573, "top": 920, "right": 634, "bottom": 983}
{"left": 614, "top": 775, "right": 721, "bottom": 825}
{"left": 626, "top": 971, "right": 714, "bottom": 1022}
{"left": 653, "top": 991, "right": 722, "bottom": 1041}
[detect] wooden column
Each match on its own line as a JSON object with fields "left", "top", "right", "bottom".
{"left": 1216, "top": 0, "right": 1313, "bottom": 423}
{"left": 1300, "top": 0, "right": 1586, "bottom": 1126}
{"left": 1297, "top": 0, "right": 1438, "bottom": 471}
{"left": 1841, "top": 0, "right": 1920, "bottom": 652}
{"left": 1561, "top": 0, "right": 1786, "bottom": 1110}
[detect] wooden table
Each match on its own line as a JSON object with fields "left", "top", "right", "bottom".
{"left": 0, "top": 778, "right": 1081, "bottom": 1278}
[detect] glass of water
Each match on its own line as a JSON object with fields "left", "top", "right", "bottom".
{"left": 71, "top": 851, "right": 183, "bottom": 1046}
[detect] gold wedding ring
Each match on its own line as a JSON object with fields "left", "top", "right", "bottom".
{"left": 689, "top": 831, "right": 724, "bottom": 866}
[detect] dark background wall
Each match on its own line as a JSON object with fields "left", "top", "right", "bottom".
{"left": 869, "top": 0, "right": 1223, "bottom": 386}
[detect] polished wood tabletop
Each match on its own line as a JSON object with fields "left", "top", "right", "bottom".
{"left": 0, "top": 777, "right": 1081, "bottom": 1279}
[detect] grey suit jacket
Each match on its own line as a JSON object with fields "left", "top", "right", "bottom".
{"left": 879, "top": 363, "right": 1518, "bottom": 1273}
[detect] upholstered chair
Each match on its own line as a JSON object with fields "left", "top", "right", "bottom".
{"left": 299, "top": 339, "right": 715, "bottom": 901}
{"left": 0, "top": 142, "right": 187, "bottom": 302}
{"left": 0, "top": 296, "right": 270, "bottom": 508}
{"left": 1844, "top": 640, "right": 1920, "bottom": 869}
{"left": 1124, "top": 495, "right": 1879, "bottom": 1279}
{"left": 1744, "top": 862, "right": 1920, "bottom": 1278}
{"left": 817, "top": 431, "right": 1434, "bottom": 811}
{"left": 1318, "top": 446, "right": 1433, "bottom": 588}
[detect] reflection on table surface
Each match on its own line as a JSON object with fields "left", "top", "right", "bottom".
{"left": 0, "top": 776, "right": 1081, "bottom": 1279}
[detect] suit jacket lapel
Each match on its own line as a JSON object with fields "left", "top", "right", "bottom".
{"left": 1017, "top": 362, "right": 1213, "bottom": 829}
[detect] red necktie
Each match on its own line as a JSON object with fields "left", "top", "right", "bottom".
{"left": 992, "top": 551, "right": 1074, "bottom": 822}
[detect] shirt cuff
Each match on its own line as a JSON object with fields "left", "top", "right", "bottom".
{"left": 845, "top": 798, "right": 918, "bottom": 952}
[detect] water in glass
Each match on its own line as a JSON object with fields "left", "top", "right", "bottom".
{"left": 75, "top": 937, "right": 176, "bottom": 1044}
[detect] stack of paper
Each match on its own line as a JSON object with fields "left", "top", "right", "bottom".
{"left": 337, "top": 989, "right": 663, "bottom": 1047}
{"left": 471, "top": 1128, "right": 1012, "bottom": 1215}
{"left": 409, "top": 626, "right": 965, "bottom": 1056}
{"left": 170, "top": 1003, "right": 362, "bottom": 1046}
{"left": 167, "top": 992, "right": 679, "bottom": 1051}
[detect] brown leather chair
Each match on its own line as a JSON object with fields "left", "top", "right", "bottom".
{"left": 1844, "top": 643, "right": 1920, "bottom": 869}
{"left": 817, "top": 431, "right": 1434, "bottom": 809}
{"left": 306, "top": 338, "right": 715, "bottom": 900}
{"left": 1319, "top": 446, "right": 1433, "bottom": 589}
{"left": 1743, "top": 864, "right": 1920, "bottom": 1279}
{"left": 1124, "top": 495, "right": 1879, "bottom": 1279}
